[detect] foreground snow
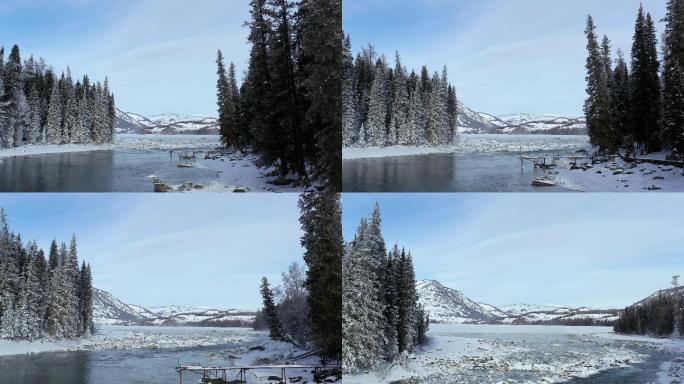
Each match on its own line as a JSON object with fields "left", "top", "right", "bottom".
{"left": 0, "top": 325, "right": 262, "bottom": 357}
{"left": 343, "top": 135, "right": 590, "bottom": 160}
{"left": 345, "top": 324, "right": 680, "bottom": 384}
{"left": 550, "top": 155, "right": 684, "bottom": 192}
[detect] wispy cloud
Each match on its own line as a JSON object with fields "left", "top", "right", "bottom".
{"left": 343, "top": 194, "right": 684, "bottom": 308}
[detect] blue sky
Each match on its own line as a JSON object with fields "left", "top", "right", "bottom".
{"left": 344, "top": 0, "right": 667, "bottom": 116}
{"left": 343, "top": 194, "right": 684, "bottom": 309}
{"left": 0, "top": 194, "right": 304, "bottom": 310}
{"left": 0, "top": 0, "right": 250, "bottom": 116}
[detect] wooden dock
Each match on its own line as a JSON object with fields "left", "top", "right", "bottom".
{"left": 176, "top": 364, "right": 340, "bottom": 384}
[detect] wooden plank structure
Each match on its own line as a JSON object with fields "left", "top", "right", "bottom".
{"left": 176, "top": 364, "right": 340, "bottom": 384}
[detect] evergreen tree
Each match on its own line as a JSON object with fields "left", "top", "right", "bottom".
{"left": 365, "top": 62, "right": 388, "bottom": 146}
{"left": 343, "top": 36, "right": 359, "bottom": 146}
{"left": 298, "top": 192, "right": 342, "bottom": 359}
{"left": 630, "top": 7, "right": 662, "bottom": 154}
{"left": 391, "top": 53, "right": 410, "bottom": 146}
{"left": 610, "top": 50, "right": 631, "bottom": 152}
{"left": 260, "top": 277, "right": 284, "bottom": 340}
{"left": 662, "top": 0, "right": 684, "bottom": 156}
{"left": 584, "top": 16, "right": 613, "bottom": 152}
{"left": 216, "top": 50, "right": 238, "bottom": 149}
{"left": 45, "top": 80, "right": 63, "bottom": 144}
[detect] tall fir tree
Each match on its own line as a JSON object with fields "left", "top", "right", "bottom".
{"left": 629, "top": 7, "right": 662, "bottom": 154}
{"left": 298, "top": 192, "right": 343, "bottom": 359}
{"left": 584, "top": 16, "right": 613, "bottom": 152}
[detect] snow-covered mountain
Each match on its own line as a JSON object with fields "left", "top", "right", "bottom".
{"left": 115, "top": 109, "right": 219, "bottom": 135}
{"left": 417, "top": 280, "right": 504, "bottom": 323}
{"left": 93, "top": 288, "right": 156, "bottom": 325}
{"left": 417, "top": 280, "right": 619, "bottom": 325}
{"left": 93, "top": 288, "right": 255, "bottom": 327}
{"left": 457, "top": 103, "right": 587, "bottom": 135}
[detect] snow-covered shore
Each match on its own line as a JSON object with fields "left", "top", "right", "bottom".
{"left": 550, "top": 155, "right": 684, "bottom": 192}
{"left": 0, "top": 143, "right": 115, "bottom": 159}
{"left": 343, "top": 134, "right": 590, "bottom": 160}
{"left": 345, "top": 325, "right": 681, "bottom": 384}
{"left": 0, "top": 134, "right": 221, "bottom": 160}
{"left": 0, "top": 325, "right": 262, "bottom": 357}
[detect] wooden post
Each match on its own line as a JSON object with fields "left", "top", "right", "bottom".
{"left": 179, "top": 370, "right": 183, "bottom": 384}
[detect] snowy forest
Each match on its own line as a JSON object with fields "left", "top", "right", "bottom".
{"left": 342, "top": 204, "right": 430, "bottom": 373}
{"left": 215, "top": 0, "right": 342, "bottom": 190}
{"left": 0, "top": 209, "right": 94, "bottom": 341}
{"left": 342, "top": 39, "right": 459, "bottom": 148}
{"left": 258, "top": 192, "right": 342, "bottom": 361}
{"left": 0, "top": 45, "right": 116, "bottom": 149}
{"left": 584, "top": 0, "right": 684, "bottom": 157}
{"left": 614, "top": 278, "right": 683, "bottom": 337}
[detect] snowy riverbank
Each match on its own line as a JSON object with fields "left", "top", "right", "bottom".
{"left": 0, "top": 134, "right": 221, "bottom": 160}
{"left": 345, "top": 324, "right": 680, "bottom": 384}
{"left": 0, "top": 326, "right": 263, "bottom": 357}
{"left": 343, "top": 134, "right": 590, "bottom": 160}
{"left": 550, "top": 154, "right": 684, "bottom": 192}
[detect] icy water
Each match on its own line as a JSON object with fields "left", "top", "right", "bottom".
{"left": 0, "top": 344, "right": 238, "bottom": 384}
{"left": 343, "top": 135, "right": 591, "bottom": 192}
{"left": 0, "top": 136, "right": 220, "bottom": 192}
{"left": 420, "top": 325, "right": 672, "bottom": 384}
{"left": 0, "top": 340, "right": 264, "bottom": 384}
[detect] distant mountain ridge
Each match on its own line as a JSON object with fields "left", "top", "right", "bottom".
{"left": 417, "top": 280, "right": 618, "bottom": 325}
{"left": 93, "top": 288, "right": 255, "bottom": 327}
{"left": 115, "top": 109, "right": 219, "bottom": 135}
{"left": 457, "top": 102, "right": 587, "bottom": 135}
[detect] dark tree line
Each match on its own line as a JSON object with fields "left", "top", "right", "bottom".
{"left": 0, "top": 209, "right": 93, "bottom": 341}
{"left": 342, "top": 204, "right": 429, "bottom": 373}
{"left": 216, "top": 0, "right": 342, "bottom": 190}
{"left": 585, "top": 1, "right": 684, "bottom": 157}
{"left": 0, "top": 44, "right": 115, "bottom": 149}
{"left": 614, "top": 288, "right": 684, "bottom": 337}
{"left": 343, "top": 40, "right": 459, "bottom": 147}
{"left": 259, "top": 192, "right": 342, "bottom": 361}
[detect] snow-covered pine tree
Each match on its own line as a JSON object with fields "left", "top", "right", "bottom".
{"left": 407, "top": 80, "right": 423, "bottom": 145}
{"left": 343, "top": 36, "right": 359, "bottom": 147}
{"left": 45, "top": 80, "right": 63, "bottom": 144}
{"left": 342, "top": 217, "right": 386, "bottom": 373}
{"left": 63, "top": 69, "right": 78, "bottom": 144}
{"left": 391, "top": 53, "right": 410, "bottom": 146}
{"left": 365, "top": 62, "right": 388, "bottom": 146}
{"left": 2, "top": 45, "right": 27, "bottom": 148}
{"left": 429, "top": 68, "right": 450, "bottom": 145}
{"left": 79, "top": 262, "right": 94, "bottom": 335}
{"left": 16, "top": 242, "right": 45, "bottom": 341}
{"left": 0, "top": 210, "right": 20, "bottom": 338}
{"left": 447, "top": 85, "right": 458, "bottom": 142}
{"left": 381, "top": 245, "right": 399, "bottom": 358}
{"left": 396, "top": 249, "right": 419, "bottom": 352}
